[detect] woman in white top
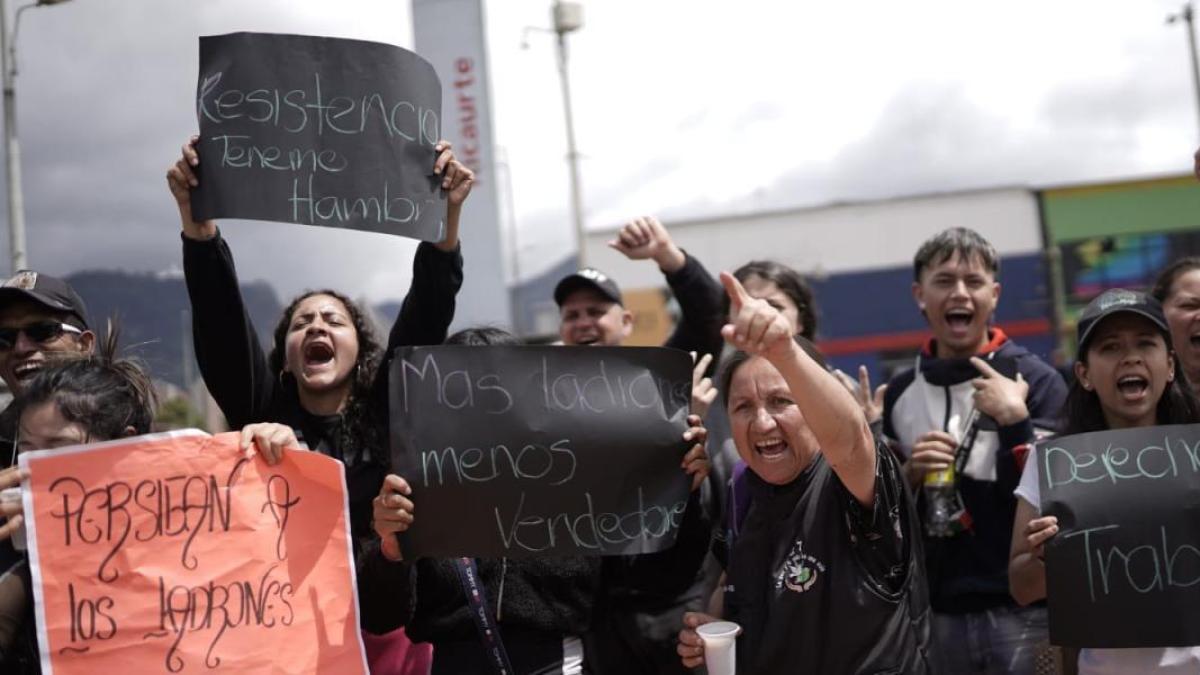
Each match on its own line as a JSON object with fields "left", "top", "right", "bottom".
{"left": 1009, "top": 288, "right": 1200, "bottom": 674}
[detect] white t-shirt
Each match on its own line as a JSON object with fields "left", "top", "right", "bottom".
{"left": 1015, "top": 449, "right": 1200, "bottom": 674}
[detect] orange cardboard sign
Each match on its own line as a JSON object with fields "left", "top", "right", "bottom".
{"left": 19, "top": 429, "right": 368, "bottom": 674}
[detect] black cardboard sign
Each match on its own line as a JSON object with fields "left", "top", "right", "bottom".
{"left": 191, "top": 32, "right": 446, "bottom": 242}
{"left": 1040, "top": 424, "right": 1200, "bottom": 647}
{"left": 389, "top": 346, "right": 693, "bottom": 558}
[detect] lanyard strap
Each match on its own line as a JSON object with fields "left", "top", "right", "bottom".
{"left": 454, "top": 556, "right": 514, "bottom": 675}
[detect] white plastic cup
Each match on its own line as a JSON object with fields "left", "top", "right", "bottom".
{"left": 0, "top": 487, "right": 24, "bottom": 551}
{"left": 696, "top": 620, "right": 741, "bottom": 675}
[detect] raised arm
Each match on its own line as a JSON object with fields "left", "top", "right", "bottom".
{"left": 721, "top": 272, "right": 876, "bottom": 505}
{"left": 385, "top": 141, "right": 473, "bottom": 352}
{"left": 609, "top": 217, "right": 724, "bottom": 360}
{"left": 168, "top": 136, "right": 275, "bottom": 428}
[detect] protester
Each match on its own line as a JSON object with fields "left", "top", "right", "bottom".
{"left": 677, "top": 272, "right": 933, "bottom": 674}
{"left": 552, "top": 215, "right": 724, "bottom": 675}
{"left": 166, "top": 135, "right": 473, "bottom": 553}
{"left": 879, "top": 226, "right": 1065, "bottom": 674}
{"left": 704, "top": 259, "right": 823, "bottom": 615}
{"left": 0, "top": 271, "right": 95, "bottom": 449}
{"left": 556, "top": 215, "right": 724, "bottom": 357}
{"left": 711, "top": 261, "right": 820, "bottom": 487}
{"left": 358, "top": 326, "right": 712, "bottom": 674}
{"left": 1152, "top": 257, "right": 1200, "bottom": 393}
{"left": 0, "top": 328, "right": 155, "bottom": 673}
{"left": 1009, "top": 288, "right": 1200, "bottom": 673}
{"left": 0, "top": 326, "right": 313, "bottom": 674}
{"left": 0, "top": 270, "right": 96, "bottom": 674}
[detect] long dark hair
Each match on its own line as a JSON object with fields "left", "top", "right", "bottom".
{"left": 445, "top": 326, "right": 521, "bottom": 347}
{"left": 725, "top": 261, "right": 818, "bottom": 340}
{"left": 13, "top": 323, "right": 157, "bottom": 442}
{"left": 1060, "top": 323, "right": 1200, "bottom": 435}
{"left": 268, "top": 289, "right": 383, "bottom": 460}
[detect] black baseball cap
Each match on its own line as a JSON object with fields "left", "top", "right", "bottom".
{"left": 0, "top": 270, "right": 89, "bottom": 329}
{"left": 1076, "top": 288, "right": 1168, "bottom": 356}
{"left": 554, "top": 268, "right": 623, "bottom": 307}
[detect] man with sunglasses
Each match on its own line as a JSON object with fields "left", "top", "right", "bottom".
{"left": 0, "top": 270, "right": 94, "bottom": 473}
{"left": 0, "top": 271, "right": 94, "bottom": 669}
{"left": 0, "top": 271, "right": 93, "bottom": 401}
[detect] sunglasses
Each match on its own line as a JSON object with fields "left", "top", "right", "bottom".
{"left": 0, "top": 321, "right": 82, "bottom": 351}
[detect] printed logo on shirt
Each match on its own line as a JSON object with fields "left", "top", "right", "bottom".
{"left": 775, "top": 540, "right": 825, "bottom": 594}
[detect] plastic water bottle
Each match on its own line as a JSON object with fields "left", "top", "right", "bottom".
{"left": 924, "top": 464, "right": 957, "bottom": 538}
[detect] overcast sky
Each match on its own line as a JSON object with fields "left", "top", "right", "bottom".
{"left": 4, "top": 0, "right": 1197, "bottom": 307}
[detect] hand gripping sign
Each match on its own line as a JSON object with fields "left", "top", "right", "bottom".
{"left": 19, "top": 430, "right": 368, "bottom": 674}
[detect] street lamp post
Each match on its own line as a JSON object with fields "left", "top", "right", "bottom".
{"left": 0, "top": 0, "right": 71, "bottom": 274}
{"left": 526, "top": 2, "right": 586, "bottom": 268}
{"left": 1169, "top": 2, "right": 1200, "bottom": 142}
{"left": 551, "top": 1, "right": 586, "bottom": 268}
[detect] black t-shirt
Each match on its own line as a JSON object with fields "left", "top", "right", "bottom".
{"left": 724, "top": 443, "right": 933, "bottom": 674}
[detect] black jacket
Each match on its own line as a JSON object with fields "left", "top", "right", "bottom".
{"left": 882, "top": 330, "right": 1066, "bottom": 613}
{"left": 658, "top": 252, "right": 725, "bottom": 360}
{"left": 182, "top": 230, "right": 463, "bottom": 549}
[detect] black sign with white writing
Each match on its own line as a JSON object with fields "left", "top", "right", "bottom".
{"left": 1040, "top": 424, "right": 1200, "bottom": 647}
{"left": 389, "top": 346, "right": 693, "bottom": 558}
{"left": 191, "top": 32, "right": 446, "bottom": 242}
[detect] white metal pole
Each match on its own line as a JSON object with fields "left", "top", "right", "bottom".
{"left": 1185, "top": 4, "right": 1200, "bottom": 141}
{"left": 554, "top": 3, "right": 586, "bottom": 269}
{"left": 0, "top": 0, "right": 25, "bottom": 273}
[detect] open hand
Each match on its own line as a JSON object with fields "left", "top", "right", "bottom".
{"left": 835, "top": 366, "right": 886, "bottom": 425}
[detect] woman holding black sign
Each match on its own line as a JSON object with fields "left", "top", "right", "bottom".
{"left": 1009, "top": 289, "right": 1200, "bottom": 673}
{"left": 676, "top": 273, "right": 933, "bottom": 674}
{"left": 360, "top": 327, "right": 713, "bottom": 675}
{"left": 166, "top": 135, "right": 472, "bottom": 552}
